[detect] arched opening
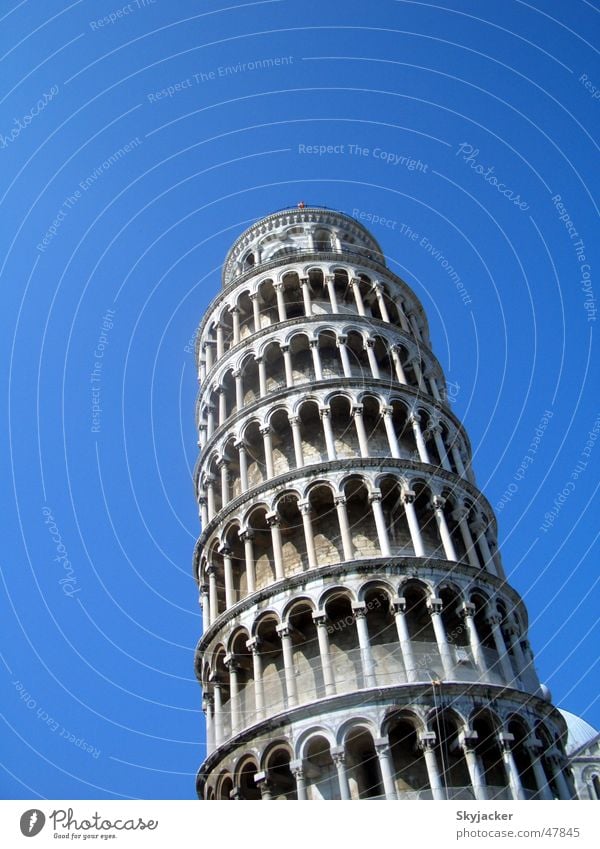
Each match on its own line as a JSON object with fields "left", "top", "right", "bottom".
{"left": 257, "top": 279, "right": 278, "bottom": 328}
{"left": 508, "top": 718, "right": 537, "bottom": 798}
{"left": 238, "top": 757, "right": 261, "bottom": 800}
{"left": 471, "top": 712, "right": 509, "bottom": 799}
{"left": 380, "top": 475, "right": 412, "bottom": 555}
{"left": 364, "top": 585, "right": 400, "bottom": 685}
{"left": 330, "top": 394, "right": 356, "bottom": 458}
{"left": 413, "top": 481, "right": 443, "bottom": 557}
{"left": 256, "top": 616, "right": 285, "bottom": 714}
{"left": 430, "top": 710, "right": 471, "bottom": 798}
{"left": 289, "top": 333, "right": 315, "bottom": 385}
{"left": 325, "top": 592, "right": 362, "bottom": 693}
{"left": 247, "top": 506, "right": 276, "bottom": 589}
{"left": 217, "top": 774, "right": 233, "bottom": 800}
{"left": 230, "top": 629, "right": 254, "bottom": 728}
{"left": 304, "top": 735, "right": 337, "bottom": 800}
{"left": 240, "top": 355, "right": 260, "bottom": 406}
{"left": 345, "top": 728, "right": 384, "bottom": 799}
{"left": 308, "top": 483, "right": 343, "bottom": 566}
{"left": 343, "top": 477, "right": 379, "bottom": 558}
{"left": 345, "top": 330, "right": 370, "bottom": 379}
{"left": 270, "top": 408, "right": 294, "bottom": 475}
{"left": 362, "top": 394, "right": 388, "bottom": 456}
{"left": 263, "top": 340, "right": 286, "bottom": 393}
{"left": 243, "top": 421, "right": 266, "bottom": 488}
{"left": 265, "top": 746, "right": 297, "bottom": 800}
{"left": 288, "top": 601, "right": 322, "bottom": 701}
{"left": 318, "top": 329, "right": 342, "bottom": 379}
{"left": 277, "top": 492, "right": 307, "bottom": 576}
{"left": 281, "top": 271, "right": 304, "bottom": 319}
{"left": 298, "top": 399, "right": 326, "bottom": 464}
{"left": 223, "top": 522, "right": 245, "bottom": 603}
{"left": 387, "top": 713, "right": 430, "bottom": 798}
{"left": 237, "top": 290, "right": 254, "bottom": 340}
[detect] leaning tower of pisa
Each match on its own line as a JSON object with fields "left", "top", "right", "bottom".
{"left": 192, "top": 205, "right": 573, "bottom": 801}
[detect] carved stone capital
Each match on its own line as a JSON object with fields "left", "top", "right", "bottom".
{"left": 238, "top": 527, "right": 255, "bottom": 542}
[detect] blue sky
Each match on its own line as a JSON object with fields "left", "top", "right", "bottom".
{"left": 0, "top": 0, "right": 598, "bottom": 799}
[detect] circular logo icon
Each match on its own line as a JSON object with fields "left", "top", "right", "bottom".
{"left": 19, "top": 810, "right": 45, "bottom": 837}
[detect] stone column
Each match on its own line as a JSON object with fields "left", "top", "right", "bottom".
{"left": 220, "top": 545, "right": 234, "bottom": 609}
{"left": 353, "top": 603, "right": 376, "bottom": 685}
{"left": 204, "top": 341, "right": 213, "bottom": 372}
{"left": 289, "top": 416, "right": 304, "bottom": 468}
{"left": 382, "top": 406, "right": 401, "bottom": 458}
{"left": 281, "top": 344, "right": 294, "bottom": 387}
{"left": 290, "top": 760, "right": 307, "bottom": 800}
{"left": 313, "top": 614, "right": 336, "bottom": 696}
{"left": 374, "top": 738, "right": 398, "bottom": 799}
{"left": 419, "top": 735, "right": 445, "bottom": 800}
{"left": 300, "top": 277, "right": 312, "bottom": 316}
{"left": 231, "top": 306, "right": 241, "bottom": 344}
{"left": 207, "top": 564, "right": 218, "bottom": 625}
{"left": 256, "top": 356, "right": 267, "bottom": 397}
{"left": 224, "top": 655, "right": 240, "bottom": 733}
{"left": 428, "top": 598, "right": 455, "bottom": 679}
{"left": 203, "top": 694, "right": 215, "bottom": 755}
{"left": 234, "top": 369, "right": 244, "bottom": 410}
{"left": 334, "top": 495, "right": 354, "bottom": 560}
{"left": 402, "top": 489, "right": 426, "bottom": 557}
{"left": 452, "top": 506, "right": 481, "bottom": 570}
{"left": 207, "top": 404, "right": 215, "bottom": 439}
{"left": 325, "top": 274, "right": 338, "bottom": 312}
{"left": 547, "top": 752, "right": 572, "bottom": 799}
{"left": 432, "top": 425, "right": 452, "bottom": 471}
{"left": 219, "top": 458, "right": 229, "bottom": 504}
{"left": 310, "top": 339, "right": 323, "bottom": 380}
{"left": 200, "top": 584, "right": 210, "bottom": 634}
{"left": 212, "top": 677, "right": 224, "bottom": 746}
{"left": 266, "top": 511, "right": 285, "bottom": 580}
{"left": 373, "top": 283, "right": 391, "bottom": 321}
{"left": 526, "top": 740, "right": 553, "bottom": 800}
{"left": 393, "top": 599, "right": 418, "bottom": 682}
{"left": 206, "top": 475, "right": 216, "bottom": 521}
{"left": 391, "top": 346, "right": 407, "bottom": 384}
{"left": 274, "top": 282, "right": 287, "bottom": 322}
{"left": 298, "top": 500, "right": 318, "bottom": 570}
{"left": 499, "top": 733, "right": 526, "bottom": 800}
{"left": 217, "top": 385, "right": 227, "bottom": 426}
{"left": 235, "top": 440, "right": 248, "bottom": 493}
{"left": 432, "top": 495, "right": 458, "bottom": 561}
{"left": 460, "top": 603, "right": 487, "bottom": 675}
{"left": 450, "top": 440, "right": 467, "bottom": 477}
{"left": 239, "top": 528, "right": 255, "bottom": 593}
{"left": 350, "top": 277, "right": 366, "bottom": 316}
{"left": 277, "top": 624, "right": 298, "bottom": 707}
{"left": 410, "top": 357, "right": 427, "bottom": 392}
{"left": 216, "top": 323, "right": 224, "bottom": 359}
{"left": 488, "top": 614, "right": 516, "bottom": 684}
{"left": 410, "top": 413, "right": 431, "bottom": 463}
{"left": 260, "top": 425, "right": 275, "bottom": 479}
{"left": 352, "top": 404, "right": 370, "bottom": 457}
{"left": 473, "top": 519, "right": 498, "bottom": 576}
{"left": 366, "top": 338, "right": 380, "bottom": 379}
{"left": 408, "top": 312, "right": 423, "bottom": 341}
{"left": 250, "top": 293, "right": 261, "bottom": 332}
{"left": 199, "top": 495, "right": 208, "bottom": 528}
{"left": 331, "top": 747, "right": 351, "bottom": 799}
{"left": 502, "top": 625, "right": 526, "bottom": 684}
{"left": 396, "top": 302, "right": 411, "bottom": 332}
{"left": 320, "top": 406, "right": 337, "bottom": 460}
{"left": 461, "top": 734, "right": 487, "bottom": 800}
{"left": 337, "top": 335, "right": 352, "bottom": 377}
{"left": 246, "top": 637, "right": 264, "bottom": 720}
{"left": 370, "top": 490, "right": 391, "bottom": 557}
{"left": 199, "top": 359, "right": 206, "bottom": 383}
